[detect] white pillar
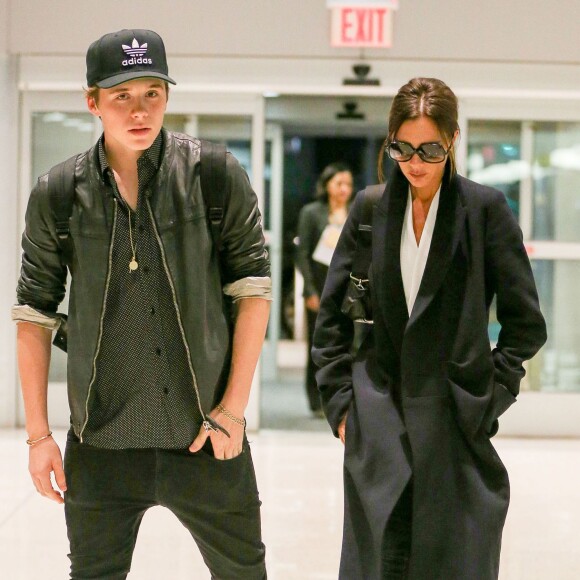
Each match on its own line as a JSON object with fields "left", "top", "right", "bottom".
{"left": 0, "top": 2, "right": 19, "bottom": 427}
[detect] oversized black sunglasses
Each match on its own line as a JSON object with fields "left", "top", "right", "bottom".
{"left": 386, "top": 140, "right": 452, "bottom": 163}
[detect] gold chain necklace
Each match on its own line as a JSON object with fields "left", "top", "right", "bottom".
{"left": 128, "top": 210, "right": 138, "bottom": 271}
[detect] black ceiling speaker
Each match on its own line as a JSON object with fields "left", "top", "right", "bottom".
{"left": 336, "top": 101, "right": 365, "bottom": 120}
{"left": 343, "top": 63, "right": 380, "bottom": 86}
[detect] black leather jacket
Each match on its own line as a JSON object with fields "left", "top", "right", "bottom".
{"left": 15, "top": 130, "right": 270, "bottom": 439}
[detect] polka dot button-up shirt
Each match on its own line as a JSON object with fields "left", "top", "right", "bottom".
{"left": 82, "top": 132, "right": 203, "bottom": 449}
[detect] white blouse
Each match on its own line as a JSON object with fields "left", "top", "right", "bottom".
{"left": 400, "top": 186, "right": 441, "bottom": 316}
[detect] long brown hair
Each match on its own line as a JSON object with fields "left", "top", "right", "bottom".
{"left": 378, "top": 77, "right": 459, "bottom": 182}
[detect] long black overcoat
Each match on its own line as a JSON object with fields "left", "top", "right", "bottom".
{"left": 312, "top": 164, "right": 547, "bottom": 579}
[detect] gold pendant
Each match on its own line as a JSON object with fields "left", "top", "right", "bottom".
{"left": 129, "top": 259, "right": 139, "bottom": 271}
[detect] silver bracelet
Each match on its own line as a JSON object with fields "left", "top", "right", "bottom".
{"left": 216, "top": 404, "right": 245, "bottom": 427}
{"left": 26, "top": 431, "right": 53, "bottom": 446}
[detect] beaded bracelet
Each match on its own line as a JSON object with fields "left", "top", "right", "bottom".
{"left": 216, "top": 403, "right": 245, "bottom": 427}
{"left": 26, "top": 431, "right": 53, "bottom": 446}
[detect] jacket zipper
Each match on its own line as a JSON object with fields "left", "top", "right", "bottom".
{"left": 79, "top": 200, "right": 119, "bottom": 442}
{"left": 145, "top": 199, "right": 207, "bottom": 423}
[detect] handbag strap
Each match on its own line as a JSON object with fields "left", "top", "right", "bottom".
{"left": 351, "top": 184, "right": 385, "bottom": 281}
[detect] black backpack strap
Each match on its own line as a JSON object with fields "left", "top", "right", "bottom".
{"left": 351, "top": 184, "right": 385, "bottom": 281}
{"left": 48, "top": 154, "right": 78, "bottom": 267}
{"left": 200, "top": 140, "right": 227, "bottom": 252}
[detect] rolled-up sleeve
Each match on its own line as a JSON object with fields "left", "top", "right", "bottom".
{"left": 13, "top": 175, "right": 67, "bottom": 326}
{"left": 223, "top": 276, "right": 272, "bottom": 302}
{"left": 219, "top": 153, "right": 271, "bottom": 292}
{"left": 11, "top": 304, "right": 63, "bottom": 329}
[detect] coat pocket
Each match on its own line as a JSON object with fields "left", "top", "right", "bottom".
{"left": 445, "top": 358, "right": 494, "bottom": 439}
{"left": 483, "top": 382, "right": 516, "bottom": 437}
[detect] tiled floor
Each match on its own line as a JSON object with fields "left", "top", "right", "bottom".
{"left": 2, "top": 356, "right": 580, "bottom": 579}
{"left": 0, "top": 428, "right": 344, "bottom": 580}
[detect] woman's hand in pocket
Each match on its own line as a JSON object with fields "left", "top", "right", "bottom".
{"left": 338, "top": 411, "right": 348, "bottom": 445}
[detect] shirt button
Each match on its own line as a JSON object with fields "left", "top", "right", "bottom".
{"left": 150, "top": 307, "right": 156, "bottom": 315}
{"left": 156, "top": 347, "right": 162, "bottom": 356}
{"left": 163, "top": 387, "right": 169, "bottom": 395}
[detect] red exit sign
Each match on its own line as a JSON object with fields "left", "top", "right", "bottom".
{"left": 331, "top": 6, "right": 393, "bottom": 48}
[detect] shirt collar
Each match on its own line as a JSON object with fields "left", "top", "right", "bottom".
{"left": 97, "top": 130, "right": 164, "bottom": 180}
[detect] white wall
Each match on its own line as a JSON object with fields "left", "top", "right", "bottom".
{"left": 0, "top": 0, "right": 19, "bottom": 427}
{"left": 7, "top": 0, "right": 580, "bottom": 64}
{"left": 12, "top": 0, "right": 580, "bottom": 101}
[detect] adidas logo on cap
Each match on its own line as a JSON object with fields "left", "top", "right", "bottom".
{"left": 121, "top": 38, "right": 153, "bottom": 67}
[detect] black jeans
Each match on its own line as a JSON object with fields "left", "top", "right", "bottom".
{"left": 381, "top": 481, "right": 413, "bottom": 579}
{"left": 63, "top": 432, "right": 266, "bottom": 579}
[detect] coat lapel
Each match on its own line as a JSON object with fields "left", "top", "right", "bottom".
{"left": 407, "top": 170, "right": 466, "bottom": 329}
{"left": 373, "top": 168, "right": 409, "bottom": 354}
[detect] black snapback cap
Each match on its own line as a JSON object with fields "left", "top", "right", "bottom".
{"left": 86, "top": 29, "right": 176, "bottom": 88}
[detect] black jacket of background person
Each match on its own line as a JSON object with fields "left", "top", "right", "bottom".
{"left": 15, "top": 130, "right": 270, "bottom": 441}
{"left": 295, "top": 199, "right": 332, "bottom": 298}
{"left": 312, "top": 162, "right": 547, "bottom": 579}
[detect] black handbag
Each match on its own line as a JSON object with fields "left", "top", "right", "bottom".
{"left": 340, "top": 184, "right": 385, "bottom": 323}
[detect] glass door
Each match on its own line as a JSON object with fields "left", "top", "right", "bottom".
{"left": 465, "top": 117, "right": 580, "bottom": 435}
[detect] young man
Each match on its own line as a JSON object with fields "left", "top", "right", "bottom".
{"left": 13, "top": 29, "right": 270, "bottom": 579}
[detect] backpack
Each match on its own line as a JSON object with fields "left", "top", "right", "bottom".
{"left": 47, "top": 139, "right": 227, "bottom": 352}
{"left": 47, "top": 139, "right": 227, "bottom": 267}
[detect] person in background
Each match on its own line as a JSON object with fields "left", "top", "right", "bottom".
{"left": 312, "top": 78, "right": 546, "bottom": 578}
{"left": 296, "top": 163, "right": 353, "bottom": 417}
{"left": 13, "top": 28, "right": 269, "bottom": 579}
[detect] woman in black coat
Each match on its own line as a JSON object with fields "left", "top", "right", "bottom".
{"left": 296, "top": 163, "right": 353, "bottom": 416}
{"left": 312, "top": 78, "right": 547, "bottom": 579}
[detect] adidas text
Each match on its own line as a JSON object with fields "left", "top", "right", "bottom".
{"left": 122, "top": 57, "right": 153, "bottom": 66}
